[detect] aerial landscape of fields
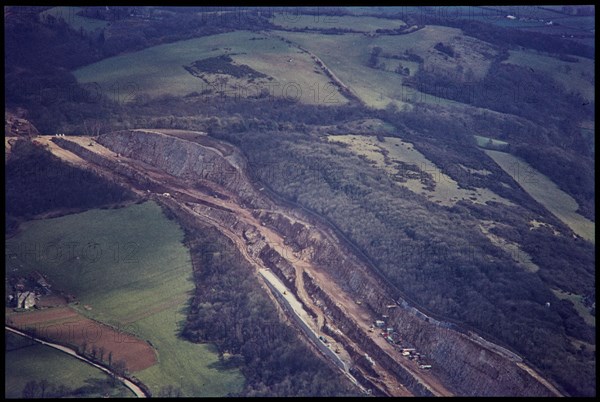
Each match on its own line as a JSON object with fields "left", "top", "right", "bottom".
{"left": 5, "top": 5, "right": 595, "bottom": 398}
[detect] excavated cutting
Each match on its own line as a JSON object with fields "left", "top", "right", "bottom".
{"left": 49, "top": 130, "right": 561, "bottom": 397}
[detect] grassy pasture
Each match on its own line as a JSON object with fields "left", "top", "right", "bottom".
{"left": 551, "top": 289, "right": 595, "bottom": 327}
{"left": 327, "top": 134, "right": 511, "bottom": 207}
{"left": 5, "top": 201, "right": 244, "bottom": 396}
{"left": 73, "top": 30, "right": 346, "bottom": 105}
{"left": 5, "top": 331, "right": 134, "bottom": 398}
{"left": 568, "top": 337, "right": 595, "bottom": 353}
{"left": 271, "top": 12, "right": 406, "bottom": 32}
{"left": 344, "top": 6, "right": 407, "bottom": 16}
{"left": 478, "top": 220, "right": 539, "bottom": 273}
{"left": 40, "top": 7, "right": 109, "bottom": 33}
{"left": 276, "top": 25, "right": 496, "bottom": 110}
{"left": 6, "top": 306, "right": 157, "bottom": 373}
{"left": 276, "top": 31, "right": 417, "bottom": 110}
{"left": 485, "top": 150, "right": 595, "bottom": 243}
{"left": 503, "top": 49, "right": 595, "bottom": 101}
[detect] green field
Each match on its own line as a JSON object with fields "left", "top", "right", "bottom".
{"left": 327, "top": 134, "right": 510, "bottom": 207}
{"left": 485, "top": 150, "right": 595, "bottom": 243}
{"left": 277, "top": 31, "right": 417, "bottom": 110}
{"left": 72, "top": 23, "right": 500, "bottom": 110}
{"left": 271, "top": 12, "right": 405, "bottom": 32}
{"left": 40, "top": 7, "right": 109, "bottom": 33}
{"left": 5, "top": 201, "right": 245, "bottom": 396}
{"left": 344, "top": 6, "right": 410, "bottom": 16}
{"left": 5, "top": 331, "right": 133, "bottom": 398}
{"left": 503, "top": 49, "right": 595, "bottom": 101}
{"left": 73, "top": 30, "right": 347, "bottom": 105}
{"left": 478, "top": 220, "right": 539, "bottom": 273}
{"left": 551, "top": 289, "right": 595, "bottom": 327}
{"left": 276, "top": 25, "right": 496, "bottom": 110}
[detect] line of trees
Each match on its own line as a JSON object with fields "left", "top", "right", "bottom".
{"left": 209, "top": 113, "right": 594, "bottom": 395}
{"left": 5, "top": 140, "right": 134, "bottom": 233}
{"left": 179, "top": 220, "right": 360, "bottom": 397}
{"left": 21, "top": 378, "right": 128, "bottom": 398}
{"left": 4, "top": 7, "right": 277, "bottom": 133}
{"left": 415, "top": 13, "right": 594, "bottom": 59}
{"left": 5, "top": 7, "right": 595, "bottom": 396}
{"left": 402, "top": 52, "right": 594, "bottom": 220}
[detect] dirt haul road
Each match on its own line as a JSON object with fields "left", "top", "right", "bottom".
{"left": 40, "top": 133, "right": 561, "bottom": 397}
{"left": 39, "top": 134, "right": 424, "bottom": 395}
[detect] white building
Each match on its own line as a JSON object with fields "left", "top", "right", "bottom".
{"left": 17, "top": 291, "right": 36, "bottom": 309}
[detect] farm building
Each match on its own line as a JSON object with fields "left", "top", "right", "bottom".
{"left": 17, "top": 291, "right": 36, "bottom": 309}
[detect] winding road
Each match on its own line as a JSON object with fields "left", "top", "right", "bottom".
{"left": 5, "top": 326, "right": 148, "bottom": 398}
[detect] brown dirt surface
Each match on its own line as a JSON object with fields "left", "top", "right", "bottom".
{"left": 36, "top": 294, "right": 68, "bottom": 308}
{"left": 6, "top": 306, "right": 157, "bottom": 372}
{"left": 41, "top": 132, "right": 562, "bottom": 396}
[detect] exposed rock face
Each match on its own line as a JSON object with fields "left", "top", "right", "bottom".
{"left": 259, "top": 245, "right": 297, "bottom": 293}
{"left": 265, "top": 213, "right": 556, "bottom": 397}
{"left": 304, "top": 272, "right": 435, "bottom": 396}
{"left": 91, "top": 129, "right": 557, "bottom": 396}
{"left": 98, "top": 130, "right": 270, "bottom": 209}
{"left": 5, "top": 110, "right": 39, "bottom": 137}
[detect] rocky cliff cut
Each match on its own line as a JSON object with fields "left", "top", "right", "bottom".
{"left": 92, "top": 129, "right": 558, "bottom": 396}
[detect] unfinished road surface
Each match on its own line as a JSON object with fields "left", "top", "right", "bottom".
{"left": 40, "top": 132, "right": 562, "bottom": 397}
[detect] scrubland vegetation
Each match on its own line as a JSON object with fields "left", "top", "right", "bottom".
{"left": 5, "top": 5, "right": 595, "bottom": 397}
